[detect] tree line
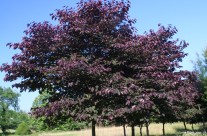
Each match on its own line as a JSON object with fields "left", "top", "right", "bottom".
{"left": 0, "top": 0, "right": 206, "bottom": 136}
{"left": 0, "top": 88, "right": 86, "bottom": 135}
{"left": 0, "top": 87, "right": 32, "bottom": 135}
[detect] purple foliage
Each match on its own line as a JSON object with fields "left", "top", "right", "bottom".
{"left": 0, "top": 0, "right": 199, "bottom": 128}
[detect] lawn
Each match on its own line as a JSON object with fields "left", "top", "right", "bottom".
{"left": 37, "top": 122, "right": 207, "bottom": 136}
{"left": 1, "top": 122, "right": 207, "bottom": 136}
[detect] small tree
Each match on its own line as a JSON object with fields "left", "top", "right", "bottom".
{"left": 0, "top": 87, "right": 20, "bottom": 134}
{"left": 15, "top": 122, "right": 31, "bottom": 135}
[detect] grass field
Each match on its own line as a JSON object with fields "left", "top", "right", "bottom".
{"left": 38, "top": 122, "right": 205, "bottom": 136}
{"left": 1, "top": 122, "right": 207, "bottom": 136}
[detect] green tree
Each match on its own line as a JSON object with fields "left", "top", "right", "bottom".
{"left": 15, "top": 122, "right": 31, "bottom": 135}
{"left": 15, "top": 111, "right": 31, "bottom": 126}
{"left": 32, "top": 92, "right": 50, "bottom": 109}
{"left": 30, "top": 92, "right": 50, "bottom": 131}
{"left": 194, "top": 51, "right": 207, "bottom": 103}
{"left": 193, "top": 50, "right": 207, "bottom": 131}
{"left": 0, "top": 87, "right": 20, "bottom": 134}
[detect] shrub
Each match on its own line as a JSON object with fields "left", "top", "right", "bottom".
{"left": 31, "top": 117, "right": 49, "bottom": 131}
{"left": 55, "top": 118, "right": 87, "bottom": 131}
{"left": 15, "top": 122, "right": 31, "bottom": 135}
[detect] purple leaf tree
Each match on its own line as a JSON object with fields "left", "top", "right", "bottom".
{"left": 0, "top": 1, "right": 199, "bottom": 136}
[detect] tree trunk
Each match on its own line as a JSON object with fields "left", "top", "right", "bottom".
{"left": 191, "top": 123, "right": 194, "bottom": 132}
{"left": 131, "top": 125, "right": 135, "bottom": 136}
{"left": 183, "top": 120, "right": 187, "bottom": 133}
{"left": 139, "top": 124, "right": 143, "bottom": 136}
{"left": 202, "top": 115, "right": 206, "bottom": 133}
{"left": 162, "top": 121, "right": 165, "bottom": 136}
{"left": 1, "top": 126, "right": 6, "bottom": 134}
{"left": 92, "top": 120, "right": 96, "bottom": 136}
{"left": 146, "top": 122, "right": 149, "bottom": 136}
{"left": 123, "top": 124, "right": 126, "bottom": 136}
{"left": 139, "top": 125, "right": 142, "bottom": 136}
{"left": 1, "top": 108, "right": 6, "bottom": 134}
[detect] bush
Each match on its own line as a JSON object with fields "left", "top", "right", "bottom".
{"left": 31, "top": 117, "right": 49, "bottom": 131}
{"left": 54, "top": 118, "right": 87, "bottom": 131}
{"left": 31, "top": 116, "right": 87, "bottom": 131}
{"left": 15, "top": 122, "right": 31, "bottom": 135}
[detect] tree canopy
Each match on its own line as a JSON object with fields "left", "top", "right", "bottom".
{"left": 0, "top": 87, "right": 20, "bottom": 134}
{"left": 192, "top": 49, "right": 207, "bottom": 132}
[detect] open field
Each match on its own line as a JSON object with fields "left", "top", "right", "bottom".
{"left": 1, "top": 122, "right": 207, "bottom": 136}
{"left": 38, "top": 122, "right": 205, "bottom": 136}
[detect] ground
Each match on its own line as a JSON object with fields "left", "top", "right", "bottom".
{"left": 1, "top": 122, "right": 207, "bottom": 136}
{"left": 38, "top": 123, "right": 205, "bottom": 136}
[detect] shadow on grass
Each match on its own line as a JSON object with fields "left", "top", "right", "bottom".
{"left": 176, "top": 127, "right": 206, "bottom": 132}
{"left": 150, "top": 134, "right": 182, "bottom": 136}
{"left": 115, "top": 134, "right": 183, "bottom": 136}
{"left": 0, "top": 132, "right": 15, "bottom": 136}
{"left": 174, "top": 127, "right": 207, "bottom": 136}
{"left": 175, "top": 127, "right": 188, "bottom": 133}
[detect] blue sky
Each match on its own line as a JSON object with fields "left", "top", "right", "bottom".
{"left": 0, "top": 0, "right": 207, "bottom": 112}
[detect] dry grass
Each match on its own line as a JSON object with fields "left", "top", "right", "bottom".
{"left": 38, "top": 122, "right": 204, "bottom": 136}
{"left": 2, "top": 122, "right": 205, "bottom": 136}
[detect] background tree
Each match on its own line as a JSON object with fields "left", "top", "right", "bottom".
{"left": 193, "top": 51, "right": 207, "bottom": 105}
{"left": 0, "top": 87, "right": 20, "bottom": 134}
{"left": 193, "top": 50, "right": 207, "bottom": 132}
{"left": 98, "top": 25, "right": 199, "bottom": 136}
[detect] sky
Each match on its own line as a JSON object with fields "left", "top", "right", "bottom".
{"left": 0, "top": 0, "right": 207, "bottom": 112}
